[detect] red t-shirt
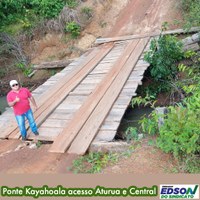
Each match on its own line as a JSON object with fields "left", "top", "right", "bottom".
{"left": 7, "top": 88, "right": 32, "bottom": 115}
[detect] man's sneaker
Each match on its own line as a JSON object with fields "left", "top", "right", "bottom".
{"left": 22, "top": 137, "right": 27, "bottom": 141}
{"left": 34, "top": 131, "right": 39, "bottom": 136}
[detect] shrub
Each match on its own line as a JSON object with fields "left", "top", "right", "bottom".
{"left": 0, "top": 0, "right": 67, "bottom": 29}
{"left": 16, "top": 62, "right": 33, "bottom": 77}
{"left": 81, "top": 6, "right": 93, "bottom": 19}
{"left": 181, "top": 0, "right": 200, "bottom": 28}
{"left": 125, "top": 127, "right": 138, "bottom": 143}
{"left": 132, "top": 62, "right": 200, "bottom": 172}
{"left": 144, "top": 34, "right": 184, "bottom": 82}
{"left": 157, "top": 105, "right": 200, "bottom": 157}
{"left": 32, "top": 0, "right": 66, "bottom": 19}
{"left": 0, "top": 0, "right": 32, "bottom": 25}
{"left": 65, "top": 21, "right": 80, "bottom": 38}
{"left": 66, "top": 0, "right": 78, "bottom": 8}
{"left": 138, "top": 111, "right": 159, "bottom": 135}
{"left": 156, "top": 63, "right": 200, "bottom": 172}
{"left": 70, "top": 152, "right": 118, "bottom": 173}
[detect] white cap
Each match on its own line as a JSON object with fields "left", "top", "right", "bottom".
{"left": 9, "top": 80, "right": 18, "bottom": 87}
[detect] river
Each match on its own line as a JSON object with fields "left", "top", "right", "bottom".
{"left": 0, "top": 96, "right": 8, "bottom": 114}
{"left": 118, "top": 106, "right": 153, "bottom": 133}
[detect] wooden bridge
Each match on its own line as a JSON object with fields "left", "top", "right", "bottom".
{"left": 0, "top": 28, "right": 199, "bottom": 155}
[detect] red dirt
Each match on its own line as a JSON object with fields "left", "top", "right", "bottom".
{"left": 108, "top": 0, "right": 182, "bottom": 37}
{"left": 0, "top": 0, "right": 183, "bottom": 174}
{"left": 102, "top": 137, "right": 180, "bottom": 174}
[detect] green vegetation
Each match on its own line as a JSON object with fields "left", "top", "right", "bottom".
{"left": 0, "top": 0, "right": 61, "bottom": 28}
{"left": 81, "top": 7, "right": 93, "bottom": 20}
{"left": 69, "top": 146, "right": 136, "bottom": 174}
{"left": 36, "top": 141, "right": 42, "bottom": 148}
{"left": 157, "top": 61, "right": 200, "bottom": 173}
{"left": 66, "top": 0, "right": 79, "bottom": 8}
{"left": 16, "top": 62, "right": 33, "bottom": 77}
{"left": 65, "top": 21, "right": 81, "bottom": 38}
{"left": 0, "top": 0, "right": 82, "bottom": 77}
{"left": 69, "top": 152, "right": 119, "bottom": 173}
{"left": 0, "top": 0, "right": 79, "bottom": 33}
{"left": 125, "top": 127, "right": 138, "bottom": 143}
{"left": 144, "top": 25, "right": 184, "bottom": 97}
{"left": 144, "top": 34, "right": 183, "bottom": 82}
{"left": 130, "top": 50, "right": 200, "bottom": 173}
{"left": 33, "top": 0, "right": 66, "bottom": 19}
{"left": 181, "top": 0, "right": 200, "bottom": 28}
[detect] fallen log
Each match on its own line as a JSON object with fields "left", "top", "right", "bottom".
{"left": 183, "top": 43, "right": 200, "bottom": 51}
{"left": 182, "top": 33, "right": 200, "bottom": 46}
{"left": 33, "top": 59, "right": 76, "bottom": 69}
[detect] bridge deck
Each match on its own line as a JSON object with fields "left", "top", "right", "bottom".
{"left": 0, "top": 37, "right": 150, "bottom": 154}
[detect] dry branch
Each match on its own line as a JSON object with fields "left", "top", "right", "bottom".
{"left": 0, "top": 33, "right": 30, "bottom": 65}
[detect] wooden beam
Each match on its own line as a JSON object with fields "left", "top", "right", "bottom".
{"left": 95, "top": 27, "right": 200, "bottom": 44}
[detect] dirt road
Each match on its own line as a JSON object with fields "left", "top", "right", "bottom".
{"left": 0, "top": 0, "right": 182, "bottom": 174}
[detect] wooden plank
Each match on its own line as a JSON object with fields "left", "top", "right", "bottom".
{"left": 41, "top": 119, "right": 69, "bottom": 128}
{"left": 81, "top": 78, "right": 102, "bottom": 84}
{"left": 132, "top": 70, "right": 146, "bottom": 76}
{"left": 110, "top": 103, "right": 129, "bottom": 110}
{"left": 95, "top": 33, "right": 155, "bottom": 44}
{"left": 49, "top": 112, "right": 74, "bottom": 120}
{"left": 87, "top": 74, "right": 104, "bottom": 79}
{"left": 1, "top": 49, "right": 96, "bottom": 139}
{"left": 136, "top": 59, "right": 149, "bottom": 66}
{"left": 134, "top": 65, "right": 149, "bottom": 71}
{"left": 69, "top": 90, "right": 92, "bottom": 96}
{"left": 124, "top": 81, "right": 140, "bottom": 89}
{"left": 94, "top": 57, "right": 148, "bottom": 142}
{"left": 121, "top": 88, "right": 138, "bottom": 97}
{"left": 56, "top": 103, "right": 81, "bottom": 110}
{"left": 49, "top": 39, "right": 140, "bottom": 153}
{"left": 28, "top": 127, "right": 62, "bottom": 141}
{"left": 95, "top": 27, "right": 200, "bottom": 44}
{"left": 52, "top": 108, "right": 75, "bottom": 114}
{"left": 85, "top": 77, "right": 103, "bottom": 82}
{"left": 32, "top": 86, "right": 50, "bottom": 94}
{"left": 7, "top": 44, "right": 114, "bottom": 139}
{"left": 61, "top": 95, "right": 87, "bottom": 104}
{"left": 101, "top": 121, "right": 120, "bottom": 131}
{"left": 128, "top": 75, "right": 143, "bottom": 81}
{"left": 114, "top": 95, "right": 131, "bottom": 105}
{"left": 74, "top": 83, "right": 97, "bottom": 90}
{"left": 104, "top": 108, "right": 127, "bottom": 122}
{"left": 99, "top": 60, "right": 118, "bottom": 64}
{"left": 42, "top": 80, "right": 57, "bottom": 86}
{"left": 67, "top": 38, "right": 149, "bottom": 155}
{"left": 93, "top": 63, "right": 114, "bottom": 70}
{"left": 100, "top": 53, "right": 123, "bottom": 60}
{"left": 90, "top": 69, "right": 110, "bottom": 75}
{"left": 93, "top": 130, "right": 116, "bottom": 142}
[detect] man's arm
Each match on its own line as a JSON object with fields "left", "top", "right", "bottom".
{"left": 29, "top": 96, "right": 38, "bottom": 110}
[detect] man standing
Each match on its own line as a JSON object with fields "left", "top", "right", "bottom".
{"left": 7, "top": 80, "right": 39, "bottom": 140}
